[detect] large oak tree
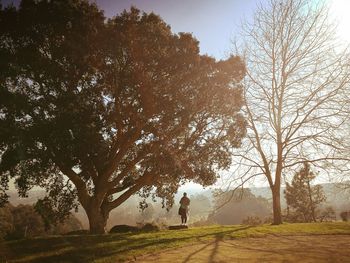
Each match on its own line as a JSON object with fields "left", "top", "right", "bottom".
{"left": 0, "top": 0, "right": 246, "bottom": 233}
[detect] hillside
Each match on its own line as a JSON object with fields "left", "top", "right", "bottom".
{"left": 1, "top": 222, "right": 349, "bottom": 263}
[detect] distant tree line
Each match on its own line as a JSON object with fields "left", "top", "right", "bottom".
{"left": 106, "top": 193, "right": 212, "bottom": 228}
{"left": 0, "top": 203, "right": 82, "bottom": 240}
{"left": 208, "top": 164, "right": 343, "bottom": 225}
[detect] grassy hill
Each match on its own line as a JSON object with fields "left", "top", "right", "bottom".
{"left": 1, "top": 222, "right": 349, "bottom": 263}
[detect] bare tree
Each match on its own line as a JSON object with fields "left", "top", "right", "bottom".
{"left": 230, "top": 0, "right": 350, "bottom": 224}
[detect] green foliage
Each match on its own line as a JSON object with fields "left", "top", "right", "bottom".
{"left": 0, "top": 0, "right": 246, "bottom": 233}
{"left": 7, "top": 204, "right": 46, "bottom": 240}
{"left": 0, "top": 203, "right": 82, "bottom": 240}
{"left": 34, "top": 175, "right": 79, "bottom": 230}
{"left": 48, "top": 213, "right": 82, "bottom": 235}
{"left": 136, "top": 203, "right": 155, "bottom": 223}
{"left": 0, "top": 203, "right": 13, "bottom": 239}
{"left": 284, "top": 162, "right": 328, "bottom": 223}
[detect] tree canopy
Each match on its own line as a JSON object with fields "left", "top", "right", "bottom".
{"left": 0, "top": 0, "right": 246, "bottom": 233}
{"left": 284, "top": 162, "right": 328, "bottom": 222}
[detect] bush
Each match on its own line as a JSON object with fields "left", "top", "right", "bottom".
{"left": 9, "top": 205, "right": 45, "bottom": 239}
{"left": 190, "top": 218, "right": 213, "bottom": 227}
{"left": 1, "top": 203, "right": 82, "bottom": 240}
{"left": 140, "top": 223, "right": 159, "bottom": 232}
{"left": 64, "top": 230, "right": 90, "bottom": 235}
{"left": 168, "top": 225, "right": 188, "bottom": 230}
{"left": 263, "top": 216, "right": 273, "bottom": 224}
{"left": 109, "top": 222, "right": 161, "bottom": 234}
{"left": 0, "top": 204, "right": 13, "bottom": 240}
{"left": 242, "top": 216, "right": 263, "bottom": 226}
{"left": 318, "top": 206, "right": 336, "bottom": 222}
{"left": 340, "top": 211, "right": 349, "bottom": 222}
{"left": 109, "top": 225, "right": 139, "bottom": 233}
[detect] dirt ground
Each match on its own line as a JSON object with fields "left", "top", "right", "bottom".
{"left": 133, "top": 234, "right": 350, "bottom": 263}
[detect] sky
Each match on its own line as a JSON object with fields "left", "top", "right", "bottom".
{"left": 2, "top": 0, "right": 350, "bottom": 191}
{"left": 90, "top": 0, "right": 350, "bottom": 57}
{"left": 1, "top": 0, "right": 259, "bottom": 59}
{"left": 2, "top": 0, "right": 350, "bottom": 59}
{"left": 90, "top": 0, "right": 258, "bottom": 60}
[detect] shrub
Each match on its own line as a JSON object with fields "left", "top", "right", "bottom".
{"left": 109, "top": 225, "right": 139, "bottom": 233}
{"left": 140, "top": 223, "right": 159, "bottom": 232}
{"left": 190, "top": 218, "right": 213, "bottom": 227}
{"left": 318, "top": 206, "right": 336, "bottom": 222}
{"left": 0, "top": 204, "right": 13, "bottom": 240}
{"left": 340, "top": 211, "right": 349, "bottom": 222}
{"left": 242, "top": 216, "right": 262, "bottom": 226}
{"left": 64, "top": 230, "right": 90, "bottom": 235}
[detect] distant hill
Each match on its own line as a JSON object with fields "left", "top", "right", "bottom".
{"left": 7, "top": 189, "right": 45, "bottom": 205}
{"left": 5, "top": 182, "right": 350, "bottom": 228}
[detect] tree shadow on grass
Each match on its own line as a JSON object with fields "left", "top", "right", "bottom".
{"left": 1, "top": 233, "right": 137, "bottom": 263}
{"left": 267, "top": 234, "right": 350, "bottom": 258}
{"left": 181, "top": 226, "right": 252, "bottom": 263}
{"left": 221, "top": 235, "right": 350, "bottom": 261}
{"left": 3, "top": 226, "right": 254, "bottom": 263}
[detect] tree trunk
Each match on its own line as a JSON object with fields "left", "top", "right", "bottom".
{"left": 306, "top": 179, "right": 316, "bottom": 222}
{"left": 271, "top": 185, "right": 282, "bottom": 225}
{"left": 86, "top": 203, "right": 109, "bottom": 234}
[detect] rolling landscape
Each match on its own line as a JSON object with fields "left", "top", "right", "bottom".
{"left": 1, "top": 0, "right": 350, "bottom": 262}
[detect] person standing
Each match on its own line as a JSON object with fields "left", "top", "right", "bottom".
{"left": 179, "top": 192, "right": 190, "bottom": 225}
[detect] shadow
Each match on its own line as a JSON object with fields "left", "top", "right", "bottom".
{"left": 267, "top": 234, "right": 350, "bottom": 257}
{"left": 182, "top": 242, "right": 213, "bottom": 263}
{"left": 222, "top": 239, "right": 285, "bottom": 256}
{"left": 208, "top": 235, "right": 222, "bottom": 263}
{"left": 220, "top": 234, "right": 350, "bottom": 261}
{"left": 181, "top": 226, "right": 252, "bottom": 263}
{"left": 3, "top": 226, "right": 255, "bottom": 263}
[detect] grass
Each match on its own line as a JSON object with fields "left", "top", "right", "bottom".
{"left": 0, "top": 222, "right": 349, "bottom": 263}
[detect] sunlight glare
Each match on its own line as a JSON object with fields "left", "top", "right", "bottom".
{"left": 329, "top": 0, "right": 350, "bottom": 43}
